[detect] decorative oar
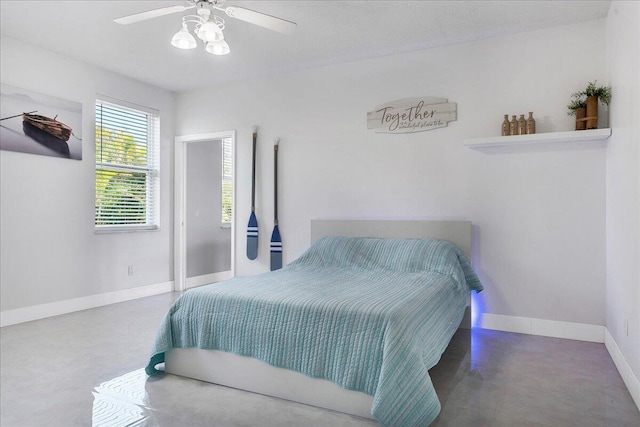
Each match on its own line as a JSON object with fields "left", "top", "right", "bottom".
{"left": 246, "top": 126, "right": 259, "bottom": 260}
{"left": 0, "top": 110, "right": 38, "bottom": 121}
{"left": 270, "top": 137, "right": 282, "bottom": 271}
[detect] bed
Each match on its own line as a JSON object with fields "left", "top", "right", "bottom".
{"left": 146, "top": 220, "right": 482, "bottom": 426}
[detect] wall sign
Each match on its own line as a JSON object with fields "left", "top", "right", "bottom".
{"left": 367, "top": 97, "right": 457, "bottom": 134}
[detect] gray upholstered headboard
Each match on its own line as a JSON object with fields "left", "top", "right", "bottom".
{"left": 310, "top": 219, "right": 472, "bottom": 258}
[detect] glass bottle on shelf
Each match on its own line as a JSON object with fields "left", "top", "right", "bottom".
{"left": 501, "top": 115, "right": 510, "bottom": 136}
{"left": 509, "top": 115, "right": 518, "bottom": 136}
{"left": 518, "top": 114, "right": 526, "bottom": 135}
{"left": 526, "top": 112, "right": 536, "bottom": 134}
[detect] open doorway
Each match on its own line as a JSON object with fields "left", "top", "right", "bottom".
{"left": 174, "top": 131, "right": 235, "bottom": 291}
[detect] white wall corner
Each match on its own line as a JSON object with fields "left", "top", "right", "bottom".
{"left": 476, "top": 313, "right": 605, "bottom": 343}
{"left": 605, "top": 328, "right": 640, "bottom": 411}
{"left": 0, "top": 281, "right": 174, "bottom": 327}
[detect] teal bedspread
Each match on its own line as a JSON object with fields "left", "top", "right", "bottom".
{"left": 146, "top": 237, "right": 482, "bottom": 426}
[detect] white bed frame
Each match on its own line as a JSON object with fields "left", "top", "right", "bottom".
{"left": 165, "top": 220, "right": 472, "bottom": 419}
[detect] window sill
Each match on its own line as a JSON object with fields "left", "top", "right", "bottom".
{"left": 95, "top": 225, "right": 159, "bottom": 234}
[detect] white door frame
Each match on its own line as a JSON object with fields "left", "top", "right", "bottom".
{"left": 174, "top": 131, "right": 236, "bottom": 292}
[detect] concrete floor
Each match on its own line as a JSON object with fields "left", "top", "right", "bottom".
{"left": 1, "top": 292, "right": 638, "bottom": 426}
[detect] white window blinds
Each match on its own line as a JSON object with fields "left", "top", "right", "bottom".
{"left": 95, "top": 99, "right": 160, "bottom": 231}
{"left": 221, "top": 137, "right": 233, "bottom": 225}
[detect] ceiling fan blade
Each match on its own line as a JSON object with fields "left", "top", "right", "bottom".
{"left": 223, "top": 6, "right": 297, "bottom": 34}
{"left": 114, "top": 5, "right": 195, "bottom": 25}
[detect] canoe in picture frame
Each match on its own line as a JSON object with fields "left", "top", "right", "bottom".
{"left": 22, "top": 113, "right": 72, "bottom": 142}
{"left": 22, "top": 121, "right": 70, "bottom": 157}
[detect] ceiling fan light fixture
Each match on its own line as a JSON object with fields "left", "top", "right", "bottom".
{"left": 117, "top": 1, "right": 296, "bottom": 57}
{"left": 205, "top": 40, "right": 230, "bottom": 55}
{"left": 197, "top": 21, "right": 224, "bottom": 42}
{"left": 171, "top": 24, "right": 197, "bottom": 49}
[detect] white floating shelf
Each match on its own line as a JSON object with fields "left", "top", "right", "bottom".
{"left": 464, "top": 128, "right": 611, "bottom": 149}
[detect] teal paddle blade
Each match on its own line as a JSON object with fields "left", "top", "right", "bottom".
{"left": 270, "top": 225, "right": 282, "bottom": 271}
{"left": 247, "top": 212, "right": 258, "bottom": 260}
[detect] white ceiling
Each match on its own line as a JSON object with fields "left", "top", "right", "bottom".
{"left": 0, "top": 0, "right": 611, "bottom": 93}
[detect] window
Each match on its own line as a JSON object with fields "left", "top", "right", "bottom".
{"left": 95, "top": 98, "right": 159, "bottom": 231}
{"left": 221, "top": 137, "right": 233, "bottom": 226}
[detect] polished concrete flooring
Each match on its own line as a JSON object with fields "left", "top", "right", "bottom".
{"left": 1, "top": 292, "right": 638, "bottom": 427}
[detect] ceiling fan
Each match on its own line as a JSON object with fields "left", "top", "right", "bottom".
{"left": 114, "top": 0, "right": 296, "bottom": 55}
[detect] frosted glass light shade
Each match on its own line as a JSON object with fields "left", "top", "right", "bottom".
{"left": 197, "top": 21, "right": 224, "bottom": 42}
{"left": 205, "top": 40, "right": 230, "bottom": 55}
{"left": 171, "top": 26, "right": 197, "bottom": 49}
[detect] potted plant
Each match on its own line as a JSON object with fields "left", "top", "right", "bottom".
{"left": 567, "top": 98, "right": 587, "bottom": 130}
{"left": 570, "top": 81, "right": 611, "bottom": 129}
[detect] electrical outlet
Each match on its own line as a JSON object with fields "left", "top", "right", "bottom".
{"left": 128, "top": 265, "right": 134, "bottom": 276}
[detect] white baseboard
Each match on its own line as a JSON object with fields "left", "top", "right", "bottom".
{"left": 0, "top": 281, "right": 174, "bottom": 327}
{"left": 605, "top": 328, "right": 640, "bottom": 411}
{"left": 475, "top": 313, "right": 604, "bottom": 343}
{"left": 475, "top": 313, "right": 639, "bottom": 411}
{"left": 186, "top": 271, "right": 233, "bottom": 289}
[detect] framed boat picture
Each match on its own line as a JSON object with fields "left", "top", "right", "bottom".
{"left": 0, "top": 84, "right": 82, "bottom": 160}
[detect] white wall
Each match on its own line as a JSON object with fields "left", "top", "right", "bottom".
{"left": 606, "top": 1, "right": 640, "bottom": 382}
{"left": 0, "top": 37, "right": 175, "bottom": 312}
{"left": 176, "top": 20, "right": 607, "bottom": 327}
